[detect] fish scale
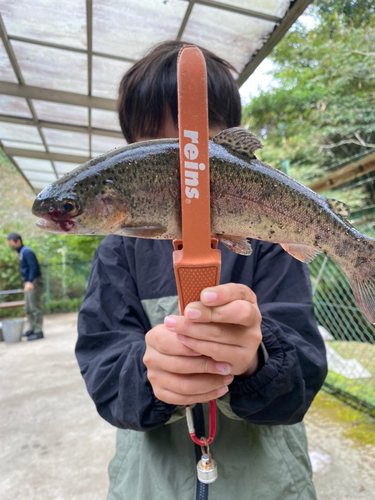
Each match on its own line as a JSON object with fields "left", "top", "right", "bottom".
{"left": 32, "top": 127, "right": 375, "bottom": 324}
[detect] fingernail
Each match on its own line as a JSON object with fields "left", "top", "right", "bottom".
{"left": 177, "top": 334, "right": 188, "bottom": 343}
{"left": 224, "top": 375, "right": 233, "bottom": 385}
{"left": 164, "top": 316, "right": 176, "bottom": 329}
{"left": 186, "top": 307, "right": 201, "bottom": 319}
{"left": 216, "top": 362, "right": 230, "bottom": 375}
{"left": 202, "top": 291, "right": 217, "bottom": 303}
{"left": 217, "top": 386, "right": 229, "bottom": 397}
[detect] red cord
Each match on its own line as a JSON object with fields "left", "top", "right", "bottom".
{"left": 188, "top": 400, "right": 216, "bottom": 446}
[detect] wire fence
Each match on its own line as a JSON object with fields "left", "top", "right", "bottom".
{"left": 1, "top": 251, "right": 375, "bottom": 413}
{"left": 0, "top": 260, "right": 92, "bottom": 317}
{"left": 309, "top": 253, "right": 375, "bottom": 414}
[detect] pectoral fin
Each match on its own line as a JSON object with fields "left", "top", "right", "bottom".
{"left": 217, "top": 235, "right": 252, "bottom": 255}
{"left": 280, "top": 242, "right": 321, "bottom": 263}
{"left": 213, "top": 127, "right": 263, "bottom": 158}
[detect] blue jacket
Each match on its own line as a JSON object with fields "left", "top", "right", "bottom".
{"left": 18, "top": 245, "right": 41, "bottom": 283}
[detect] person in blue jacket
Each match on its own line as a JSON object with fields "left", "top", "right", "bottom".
{"left": 76, "top": 41, "right": 327, "bottom": 500}
{"left": 7, "top": 233, "right": 44, "bottom": 340}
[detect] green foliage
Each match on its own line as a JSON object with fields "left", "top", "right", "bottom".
{"left": 242, "top": 0, "right": 375, "bottom": 212}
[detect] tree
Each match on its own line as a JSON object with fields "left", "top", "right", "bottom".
{"left": 242, "top": 0, "right": 375, "bottom": 212}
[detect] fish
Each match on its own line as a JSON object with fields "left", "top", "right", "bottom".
{"left": 32, "top": 127, "right": 375, "bottom": 324}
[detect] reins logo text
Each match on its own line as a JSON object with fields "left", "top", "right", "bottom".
{"left": 183, "top": 130, "right": 206, "bottom": 201}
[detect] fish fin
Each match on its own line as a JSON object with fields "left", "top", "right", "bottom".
{"left": 349, "top": 277, "right": 375, "bottom": 325}
{"left": 213, "top": 127, "right": 263, "bottom": 158}
{"left": 280, "top": 242, "right": 321, "bottom": 263}
{"left": 119, "top": 225, "right": 167, "bottom": 238}
{"left": 326, "top": 198, "right": 351, "bottom": 219}
{"left": 217, "top": 235, "right": 252, "bottom": 255}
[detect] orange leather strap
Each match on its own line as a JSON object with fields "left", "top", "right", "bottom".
{"left": 173, "top": 45, "right": 221, "bottom": 314}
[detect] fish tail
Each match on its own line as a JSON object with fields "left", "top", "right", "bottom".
{"left": 346, "top": 239, "right": 375, "bottom": 324}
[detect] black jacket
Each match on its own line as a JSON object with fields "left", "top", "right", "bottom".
{"left": 76, "top": 236, "right": 327, "bottom": 430}
{"left": 18, "top": 245, "right": 42, "bottom": 283}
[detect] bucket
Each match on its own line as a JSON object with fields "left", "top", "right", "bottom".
{"left": 0, "top": 318, "right": 25, "bottom": 344}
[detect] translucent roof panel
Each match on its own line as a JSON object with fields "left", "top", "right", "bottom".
{"left": 55, "top": 162, "right": 80, "bottom": 175}
{"left": 2, "top": 140, "right": 46, "bottom": 152}
{"left": 0, "top": 0, "right": 87, "bottom": 49}
{"left": 11, "top": 41, "right": 88, "bottom": 94}
{"left": 93, "top": 0, "right": 187, "bottom": 59}
{"left": 48, "top": 147, "right": 90, "bottom": 158}
{"left": 92, "top": 134, "right": 126, "bottom": 155}
{"left": 42, "top": 128, "right": 89, "bottom": 151}
{"left": 92, "top": 109, "right": 121, "bottom": 131}
{"left": 183, "top": 4, "right": 276, "bottom": 73}
{"left": 92, "top": 56, "right": 132, "bottom": 99}
{"left": 0, "top": 39, "right": 17, "bottom": 83}
{"left": 32, "top": 100, "right": 88, "bottom": 126}
{"left": 0, "top": 95, "right": 32, "bottom": 118}
{"left": 14, "top": 157, "right": 54, "bottom": 173}
{"left": 211, "top": 0, "right": 290, "bottom": 17}
{"left": 0, "top": 123, "right": 42, "bottom": 143}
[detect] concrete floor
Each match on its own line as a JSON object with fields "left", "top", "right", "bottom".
{"left": 1, "top": 312, "right": 375, "bottom": 500}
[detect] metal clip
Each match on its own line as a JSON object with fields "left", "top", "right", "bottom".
{"left": 196, "top": 438, "right": 218, "bottom": 484}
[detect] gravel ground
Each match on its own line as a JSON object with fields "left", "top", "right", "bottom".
{"left": 1, "top": 312, "right": 375, "bottom": 499}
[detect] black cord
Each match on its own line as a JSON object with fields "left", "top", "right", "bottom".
{"left": 192, "top": 404, "right": 209, "bottom": 500}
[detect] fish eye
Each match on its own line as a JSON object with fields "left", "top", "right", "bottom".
{"left": 64, "top": 203, "right": 74, "bottom": 212}
{"left": 61, "top": 200, "right": 81, "bottom": 217}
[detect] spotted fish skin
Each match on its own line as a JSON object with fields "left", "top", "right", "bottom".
{"left": 32, "top": 129, "right": 375, "bottom": 323}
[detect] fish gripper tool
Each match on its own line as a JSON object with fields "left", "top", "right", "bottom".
{"left": 172, "top": 45, "right": 221, "bottom": 483}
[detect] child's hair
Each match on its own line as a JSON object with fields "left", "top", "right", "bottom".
{"left": 117, "top": 41, "right": 242, "bottom": 144}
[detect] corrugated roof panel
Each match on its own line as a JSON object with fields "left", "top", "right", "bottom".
{"left": 33, "top": 100, "right": 89, "bottom": 126}
{"left": 92, "top": 134, "right": 126, "bottom": 154}
{"left": 2, "top": 140, "right": 45, "bottom": 152}
{"left": 42, "top": 128, "right": 89, "bottom": 151}
{"left": 0, "top": 95, "right": 32, "bottom": 118}
{"left": 11, "top": 41, "right": 88, "bottom": 94}
{"left": 14, "top": 157, "right": 54, "bottom": 173}
{"left": 183, "top": 4, "right": 275, "bottom": 72}
{"left": 0, "top": 122, "right": 42, "bottom": 143}
{"left": 49, "top": 146, "right": 90, "bottom": 157}
{"left": 0, "top": 39, "right": 17, "bottom": 83}
{"left": 93, "top": 0, "right": 187, "bottom": 59}
{"left": 91, "top": 109, "right": 121, "bottom": 131}
{"left": 0, "top": 0, "right": 87, "bottom": 49}
{"left": 54, "top": 161, "right": 80, "bottom": 174}
{"left": 92, "top": 56, "right": 132, "bottom": 99}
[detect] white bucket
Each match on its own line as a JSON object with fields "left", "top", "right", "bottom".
{"left": 0, "top": 318, "right": 25, "bottom": 344}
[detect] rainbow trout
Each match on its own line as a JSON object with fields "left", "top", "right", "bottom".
{"left": 32, "top": 128, "right": 375, "bottom": 324}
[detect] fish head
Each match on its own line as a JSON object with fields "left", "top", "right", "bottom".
{"left": 32, "top": 169, "right": 132, "bottom": 235}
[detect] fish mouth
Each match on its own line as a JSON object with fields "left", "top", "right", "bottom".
{"left": 36, "top": 218, "right": 77, "bottom": 234}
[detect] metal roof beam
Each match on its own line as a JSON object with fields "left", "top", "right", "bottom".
{"left": 237, "top": 0, "right": 314, "bottom": 87}
{"left": 177, "top": 1, "right": 195, "bottom": 41}
{"left": 307, "top": 151, "right": 375, "bottom": 192}
{"left": 4, "top": 147, "right": 91, "bottom": 164}
{"left": 186, "top": 0, "right": 282, "bottom": 23}
{"left": 0, "top": 113, "right": 123, "bottom": 138}
{"left": 7, "top": 34, "right": 138, "bottom": 64}
{"left": 0, "top": 81, "right": 117, "bottom": 110}
{"left": 0, "top": 12, "right": 59, "bottom": 179}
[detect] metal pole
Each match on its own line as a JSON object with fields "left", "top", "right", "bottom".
{"left": 312, "top": 255, "right": 328, "bottom": 296}
{"left": 44, "top": 239, "right": 50, "bottom": 313}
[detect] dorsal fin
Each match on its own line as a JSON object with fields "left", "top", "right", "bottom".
{"left": 326, "top": 198, "right": 351, "bottom": 219}
{"left": 213, "top": 127, "right": 263, "bottom": 158}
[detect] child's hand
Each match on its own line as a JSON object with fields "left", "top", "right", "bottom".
{"left": 143, "top": 283, "right": 262, "bottom": 405}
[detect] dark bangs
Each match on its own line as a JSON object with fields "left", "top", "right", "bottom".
{"left": 117, "top": 41, "right": 242, "bottom": 144}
